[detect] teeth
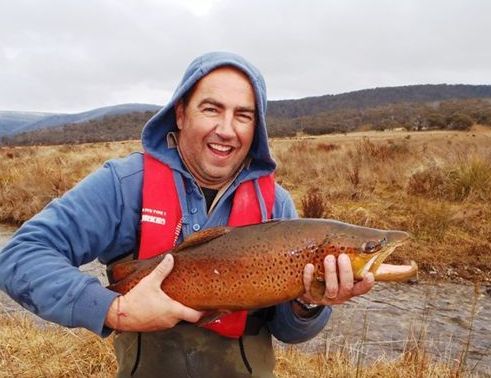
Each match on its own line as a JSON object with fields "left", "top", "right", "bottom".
{"left": 209, "top": 143, "right": 232, "bottom": 152}
{"left": 362, "top": 255, "right": 379, "bottom": 276}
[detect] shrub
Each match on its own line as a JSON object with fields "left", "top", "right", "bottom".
{"left": 406, "top": 200, "right": 452, "bottom": 241}
{"left": 407, "top": 166, "right": 446, "bottom": 198}
{"left": 355, "top": 137, "right": 409, "bottom": 162}
{"left": 316, "top": 143, "right": 340, "bottom": 153}
{"left": 301, "top": 188, "right": 328, "bottom": 218}
{"left": 445, "top": 157, "right": 491, "bottom": 201}
{"left": 407, "top": 157, "right": 491, "bottom": 201}
{"left": 447, "top": 113, "right": 473, "bottom": 130}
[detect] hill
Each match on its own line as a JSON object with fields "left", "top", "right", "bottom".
{"left": 0, "top": 103, "right": 161, "bottom": 138}
{"left": 1, "top": 111, "right": 156, "bottom": 145}
{"left": 267, "top": 98, "right": 491, "bottom": 137}
{"left": 2, "top": 84, "right": 491, "bottom": 145}
{"left": 267, "top": 84, "right": 491, "bottom": 118}
{"left": 0, "top": 111, "right": 53, "bottom": 137}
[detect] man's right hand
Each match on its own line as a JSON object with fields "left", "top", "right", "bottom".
{"left": 104, "top": 254, "right": 203, "bottom": 332}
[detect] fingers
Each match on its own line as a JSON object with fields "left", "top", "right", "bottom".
{"left": 147, "top": 254, "right": 174, "bottom": 284}
{"left": 303, "top": 263, "right": 315, "bottom": 294}
{"left": 175, "top": 304, "right": 204, "bottom": 324}
{"left": 324, "top": 255, "right": 338, "bottom": 299}
{"left": 149, "top": 254, "right": 203, "bottom": 323}
{"left": 298, "top": 254, "right": 375, "bottom": 307}
{"left": 351, "top": 272, "right": 375, "bottom": 297}
{"left": 337, "top": 254, "right": 354, "bottom": 297}
{"left": 111, "top": 253, "right": 206, "bottom": 331}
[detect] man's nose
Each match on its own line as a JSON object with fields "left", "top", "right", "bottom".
{"left": 215, "top": 112, "right": 235, "bottom": 139}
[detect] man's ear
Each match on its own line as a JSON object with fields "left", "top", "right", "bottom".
{"left": 175, "top": 101, "right": 184, "bottom": 130}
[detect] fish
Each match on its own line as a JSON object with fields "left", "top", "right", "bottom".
{"left": 107, "top": 219, "right": 417, "bottom": 310}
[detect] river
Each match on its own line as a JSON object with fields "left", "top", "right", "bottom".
{"left": 1, "top": 224, "right": 489, "bottom": 375}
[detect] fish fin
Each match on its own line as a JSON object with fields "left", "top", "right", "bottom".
{"left": 310, "top": 279, "right": 326, "bottom": 302}
{"left": 107, "top": 259, "right": 143, "bottom": 283}
{"left": 174, "top": 227, "right": 231, "bottom": 252}
{"left": 196, "top": 310, "right": 231, "bottom": 327}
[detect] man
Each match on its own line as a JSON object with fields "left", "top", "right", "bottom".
{"left": 0, "top": 52, "right": 374, "bottom": 377}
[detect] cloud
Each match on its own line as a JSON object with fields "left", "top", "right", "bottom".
{"left": 1, "top": 0, "right": 490, "bottom": 112}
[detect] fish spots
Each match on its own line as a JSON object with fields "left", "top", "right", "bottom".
{"left": 107, "top": 219, "right": 405, "bottom": 310}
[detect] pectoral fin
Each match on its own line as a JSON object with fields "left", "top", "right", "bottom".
{"left": 196, "top": 310, "right": 231, "bottom": 327}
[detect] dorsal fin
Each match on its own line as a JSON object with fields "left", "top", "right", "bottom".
{"left": 174, "top": 226, "right": 231, "bottom": 252}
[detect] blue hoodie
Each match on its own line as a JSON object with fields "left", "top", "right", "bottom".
{"left": 0, "top": 52, "right": 331, "bottom": 342}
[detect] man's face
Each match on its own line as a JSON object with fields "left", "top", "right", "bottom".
{"left": 175, "top": 66, "right": 256, "bottom": 189}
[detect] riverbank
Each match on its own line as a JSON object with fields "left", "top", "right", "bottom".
{"left": 1, "top": 224, "right": 490, "bottom": 376}
{"left": 2, "top": 278, "right": 489, "bottom": 376}
{"left": 1, "top": 129, "right": 490, "bottom": 283}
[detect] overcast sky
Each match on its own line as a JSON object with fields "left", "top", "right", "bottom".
{"left": 1, "top": 0, "right": 490, "bottom": 113}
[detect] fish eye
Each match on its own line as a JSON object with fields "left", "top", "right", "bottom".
{"left": 362, "top": 240, "right": 380, "bottom": 253}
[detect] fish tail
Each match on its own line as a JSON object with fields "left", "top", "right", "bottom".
{"left": 107, "top": 259, "right": 142, "bottom": 283}
{"left": 107, "top": 276, "right": 132, "bottom": 295}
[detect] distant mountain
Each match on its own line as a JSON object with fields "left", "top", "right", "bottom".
{"left": 2, "top": 111, "right": 156, "bottom": 145}
{"left": 0, "top": 111, "right": 53, "bottom": 136}
{"left": 0, "top": 103, "right": 161, "bottom": 137}
{"left": 2, "top": 84, "right": 491, "bottom": 144}
{"left": 268, "top": 84, "right": 491, "bottom": 118}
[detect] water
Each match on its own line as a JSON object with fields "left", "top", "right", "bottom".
{"left": 284, "top": 281, "right": 491, "bottom": 375}
{"left": 1, "top": 224, "right": 490, "bottom": 375}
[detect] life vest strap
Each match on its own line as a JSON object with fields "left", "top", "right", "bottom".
{"left": 139, "top": 153, "right": 275, "bottom": 338}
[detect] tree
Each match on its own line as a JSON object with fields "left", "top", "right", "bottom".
{"left": 447, "top": 113, "right": 473, "bottom": 130}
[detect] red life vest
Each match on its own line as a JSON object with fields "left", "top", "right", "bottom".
{"left": 138, "top": 154, "right": 275, "bottom": 338}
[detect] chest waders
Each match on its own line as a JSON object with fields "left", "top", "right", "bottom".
{"left": 114, "top": 154, "right": 276, "bottom": 377}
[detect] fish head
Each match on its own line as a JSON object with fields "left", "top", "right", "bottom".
{"left": 314, "top": 220, "right": 416, "bottom": 282}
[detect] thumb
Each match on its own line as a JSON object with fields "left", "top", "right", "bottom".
{"left": 148, "top": 254, "right": 174, "bottom": 284}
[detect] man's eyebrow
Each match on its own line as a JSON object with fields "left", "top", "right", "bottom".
{"left": 198, "top": 98, "right": 224, "bottom": 109}
{"left": 198, "top": 98, "right": 255, "bottom": 114}
{"left": 236, "top": 106, "right": 255, "bottom": 114}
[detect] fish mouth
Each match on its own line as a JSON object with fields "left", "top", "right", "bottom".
{"left": 362, "top": 239, "right": 418, "bottom": 282}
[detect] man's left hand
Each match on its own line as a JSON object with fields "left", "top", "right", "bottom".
{"left": 299, "top": 253, "right": 375, "bottom": 306}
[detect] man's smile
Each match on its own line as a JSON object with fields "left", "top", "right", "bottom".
{"left": 208, "top": 143, "right": 234, "bottom": 156}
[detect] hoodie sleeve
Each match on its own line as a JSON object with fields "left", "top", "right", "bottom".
{"left": 0, "top": 156, "right": 141, "bottom": 336}
{"left": 267, "top": 184, "right": 332, "bottom": 343}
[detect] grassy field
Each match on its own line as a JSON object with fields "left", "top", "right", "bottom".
{"left": 1, "top": 127, "right": 490, "bottom": 282}
{"left": 1, "top": 128, "right": 490, "bottom": 376}
{"left": 1, "top": 312, "right": 482, "bottom": 378}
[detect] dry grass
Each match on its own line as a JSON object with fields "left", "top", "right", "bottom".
{"left": 0, "top": 313, "right": 116, "bottom": 377}
{"left": 0, "top": 141, "right": 140, "bottom": 225}
{"left": 274, "top": 347, "right": 470, "bottom": 378}
{"left": 407, "top": 156, "right": 491, "bottom": 202}
{"left": 1, "top": 129, "right": 490, "bottom": 376}
{"left": 1, "top": 129, "right": 490, "bottom": 282}
{"left": 274, "top": 129, "right": 491, "bottom": 283}
{"left": 0, "top": 311, "right": 485, "bottom": 378}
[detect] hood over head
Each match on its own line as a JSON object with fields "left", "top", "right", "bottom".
{"left": 141, "top": 51, "right": 276, "bottom": 175}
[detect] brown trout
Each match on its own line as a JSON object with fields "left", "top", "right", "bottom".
{"left": 107, "top": 219, "right": 417, "bottom": 310}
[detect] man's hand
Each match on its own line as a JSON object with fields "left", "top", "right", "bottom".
{"left": 299, "top": 253, "right": 375, "bottom": 306}
{"left": 105, "top": 254, "right": 203, "bottom": 332}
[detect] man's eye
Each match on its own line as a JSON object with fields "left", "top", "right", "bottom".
{"left": 203, "top": 107, "right": 218, "bottom": 113}
{"left": 237, "top": 113, "right": 253, "bottom": 122}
